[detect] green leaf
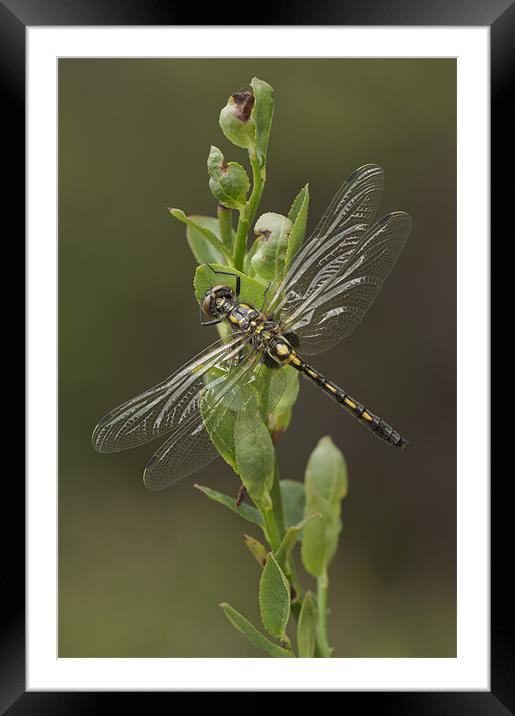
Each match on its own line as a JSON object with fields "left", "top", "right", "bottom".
{"left": 194, "top": 262, "right": 267, "bottom": 309}
{"left": 306, "top": 436, "right": 349, "bottom": 504}
{"left": 301, "top": 511, "right": 339, "bottom": 579}
{"left": 220, "top": 603, "right": 294, "bottom": 658}
{"left": 217, "top": 204, "right": 234, "bottom": 253}
{"left": 259, "top": 553, "right": 291, "bottom": 639}
{"left": 251, "top": 212, "right": 292, "bottom": 282}
{"left": 169, "top": 209, "right": 233, "bottom": 265}
{"left": 280, "top": 480, "right": 305, "bottom": 532}
{"left": 206, "top": 410, "right": 237, "bottom": 470}
{"left": 297, "top": 591, "right": 317, "bottom": 658}
{"left": 301, "top": 437, "right": 348, "bottom": 577}
{"left": 207, "top": 146, "right": 250, "bottom": 210}
{"left": 184, "top": 215, "right": 228, "bottom": 266}
{"left": 268, "top": 366, "right": 300, "bottom": 436}
{"left": 197, "top": 362, "right": 280, "bottom": 483}
{"left": 194, "top": 484, "right": 263, "bottom": 527}
{"left": 235, "top": 411, "right": 275, "bottom": 507}
{"left": 215, "top": 320, "right": 232, "bottom": 341}
{"left": 274, "top": 513, "right": 321, "bottom": 572}
{"left": 250, "top": 77, "right": 274, "bottom": 167}
{"left": 254, "top": 363, "right": 288, "bottom": 422}
{"left": 288, "top": 183, "right": 308, "bottom": 224}
{"left": 285, "top": 184, "right": 310, "bottom": 269}
{"left": 198, "top": 375, "right": 239, "bottom": 472}
{"left": 243, "top": 533, "right": 268, "bottom": 567}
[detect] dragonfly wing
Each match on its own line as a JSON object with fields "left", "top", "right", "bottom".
{"left": 265, "top": 164, "right": 384, "bottom": 320}
{"left": 311, "top": 163, "right": 384, "bottom": 243}
{"left": 142, "top": 349, "right": 277, "bottom": 491}
{"left": 144, "top": 425, "right": 220, "bottom": 491}
{"left": 281, "top": 211, "right": 412, "bottom": 355}
{"left": 92, "top": 332, "right": 248, "bottom": 453}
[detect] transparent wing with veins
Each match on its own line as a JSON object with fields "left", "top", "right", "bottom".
{"left": 280, "top": 211, "right": 412, "bottom": 355}
{"left": 92, "top": 332, "right": 249, "bottom": 454}
{"left": 263, "top": 164, "right": 411, "bottom": 355}
{"left": 142, "top": 353, "right": 286, "bottom": 491}
{"left": 265, "top": 164, "right": 385, "bottom": 323}
{"left": 92, "top": 331, "right": 287, "bottom": 490}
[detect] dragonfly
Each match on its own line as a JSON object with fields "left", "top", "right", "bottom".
{"left": 92, "top": 164, "right": 412, "bottom": 491}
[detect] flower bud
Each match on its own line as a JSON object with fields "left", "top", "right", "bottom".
{"left": 251, "top": 212, "right": 293, "bottom": 281}
{"left": 219, "top": 91, "right": 256, "bottom": 149}
{"left": 207, "top": 145, "right": 250, "bottom": 210}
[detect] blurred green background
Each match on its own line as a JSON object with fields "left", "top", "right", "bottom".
{"left": 58, "top": 59, "right": 456, "bottom": 658}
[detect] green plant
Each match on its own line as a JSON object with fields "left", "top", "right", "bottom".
{"left": 170, "top": 78, "right": 349, "bottom": 658}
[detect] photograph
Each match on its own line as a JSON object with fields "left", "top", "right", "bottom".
{"left": 58, "top": 57, "right": 457, "bottom": 659}
{"left": 0, "top": 0, "right": 502, "bottom": 703}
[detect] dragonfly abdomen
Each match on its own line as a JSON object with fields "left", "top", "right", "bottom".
{"left": 268, "top": 339, "right": 408, "bottom": 450}
{"left": 303, "top": 362, "right": 408, "bottom": 449}
{"left": 301, "top": 360, "right": 408, "bottom": 449}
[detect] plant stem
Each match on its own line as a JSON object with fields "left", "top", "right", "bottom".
{"left": 217, "top": 204, "right": 233, "bottom": 254}
{"left": 233, "top": 148, "right": 265, "bottom": 271}
{"left": 260, "top": 443, "right": 287, "bottom": 553}
{"left": 248, "top": 148, "right": 265, "bottom": 227}
{"left": 261, "top": 502, "right": 281, "bottom": 552}
{"left": 270, "top": 456, "right": 304, "bottom": 616}
{"left": 316, "top": 571, "right": 333, "bottom": 657}
{"left": 270, "top": 458, "right": 285, "bottom": 539}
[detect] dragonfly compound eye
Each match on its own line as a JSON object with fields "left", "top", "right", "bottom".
{"left": 201, "top": 292, "right": 214, "bottom": 317}
{"left": 203, "top": 285, "right": 234, "bottom": 317}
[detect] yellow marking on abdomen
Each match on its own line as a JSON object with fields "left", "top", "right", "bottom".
{"left": 229, "top": 314, "right": 241, "bottom": 325}
{"left": 325, "top": 383, "right": 337, "bottom": 394}
{"left": 361, "top": 411, "right": 373, "bottom": 421}
{"left": 284, "top": 352, "right": 302, "bottom": 367}
{"left": 344, "top": 397, "right": 357, "bottom": 409}
{"left": 305, "top": 368, "right": 318, "bottom": 379}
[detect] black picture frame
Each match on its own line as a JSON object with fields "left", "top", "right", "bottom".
{"left": 4, "top": 0, "right": 504, "bottom": 711}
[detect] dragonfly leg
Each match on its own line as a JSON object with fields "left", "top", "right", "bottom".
{"left": 206, "top": 264, "right": 241, "bottom": 300}
{"left": 200, "top": 318, "right": 223, "bottom": 326}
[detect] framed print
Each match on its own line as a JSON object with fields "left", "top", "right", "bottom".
{"left": 3, "top": 0, "right": 507, "bottom": 710}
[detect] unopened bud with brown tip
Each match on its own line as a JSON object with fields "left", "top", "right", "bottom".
{"left": 219, "top": 91, "right": 256, "bottom": 149}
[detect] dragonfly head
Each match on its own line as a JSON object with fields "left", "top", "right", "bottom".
{"left": 202, "top": 284, "right": 235, "bottom": 318}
